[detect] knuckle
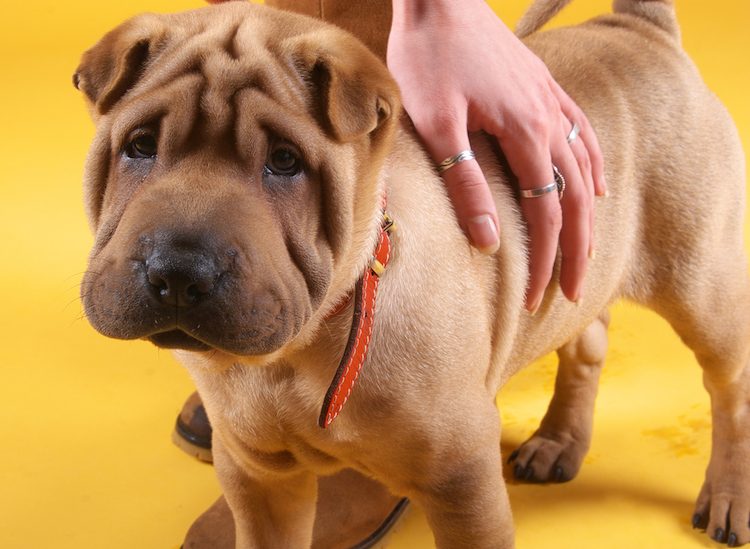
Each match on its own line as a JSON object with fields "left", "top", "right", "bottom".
{"left": 578, "top": 113, "right": 594, "bottom": 133}
{"left": 549, "top": 212, "right": 564, "bottom": 233}
{"left": 521, "top": 105, "right": 551, "bottom": 137}
{"left": 563, "top": 190, "right": 591, "bottom": 214}
{"left": 589, "top": 146, "right": 604, "bottom": 170}
{"left": 561, "top": 246, "right": 588, "bottom": 263}
{"left": 413, "top": 107, "right": 461, "bottom": 136}
{"left": 535, "top": 59, "right": 552, "bottom": 79}
{"left": 525, "top": 96, "right": 560, "bottom": 135}
{"left": 525, "top": 115, "right": 548, "bottom": 140}
{"left": 567, "top": 103, "right": 585, "bottom": 121}
{"left": 543, "top": 93, "right": 560, "bottom": 115}
{"left": 447, "top": 172, "right": 487, "bottom": 195}
{"left": 527, "top": 204, "right": 563, "bottom": 234}
{"left": 577, "top": 149, "right": 592, "bottom": 173}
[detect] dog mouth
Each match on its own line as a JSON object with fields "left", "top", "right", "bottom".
{"left": 147, "top": 329, "right": 214, "bottom": 352}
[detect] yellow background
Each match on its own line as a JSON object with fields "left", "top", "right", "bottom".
{"left": 1, "top": 0, "right": 748, "bottom": 547}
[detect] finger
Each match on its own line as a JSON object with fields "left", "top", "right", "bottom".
{"left": 555, "top": 84, "right": 597, "bottom": 259}
{"left": 576, "top": 114, "right": 607, "bottom": 197}
{"left": 589, "top": 190, "right": 595, "bottom": 259}
{"left": 552, "top": 130, "right": 590, "bottom": 303}
{"left": 519, "top": 193, "right": 562, "bottom": 313}
{"left": 568, "top": 130, "right": 594, "bottom": 199}
{"left": 549, "top": 79, "right": 607, "bottom": 197}
{"left": 568, "top": 136, "right": 596, "bottom": 257}
{"left": 501, "top": 126, "right": 561, "bottom": 312}
{"left": 414, "top": 114, "right": 500, "bottom": 254}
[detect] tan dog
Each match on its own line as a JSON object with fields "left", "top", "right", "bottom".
{"left": 75, "top": 0, "right": 749, "bottom": 547}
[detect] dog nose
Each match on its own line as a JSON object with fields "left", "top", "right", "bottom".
{"left": 146, "top": 246, "right": 219, "bottom": 308}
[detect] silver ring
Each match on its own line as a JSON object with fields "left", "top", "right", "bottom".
{"left": 520, "top": 165, "right": 566, "bottom": 201}
{"left": 566, "top": 122, "right": 580, "bottom": 145}
{"left": 519, "top": 182, "right": 556, "bottom": 198}
{"left": 437, "top": 149, "right": 475, "bottom": 174}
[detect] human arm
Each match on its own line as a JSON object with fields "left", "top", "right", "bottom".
{"left": 387, "top": 0, "right": 606, "bottom": 311}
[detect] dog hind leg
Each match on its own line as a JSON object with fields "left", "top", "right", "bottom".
{"left": 508, "top": 311, "right": 609, "bottom": 483}
{"left": 650, "top": 268, "right": 750, "bottom": 545}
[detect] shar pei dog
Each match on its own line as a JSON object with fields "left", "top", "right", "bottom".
{"left": 75, "top": 0, "right": 749, "bottom": 546}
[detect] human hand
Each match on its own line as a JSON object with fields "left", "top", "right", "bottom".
{"left": 388, "top": 0, "right": 606, "bottom": 312}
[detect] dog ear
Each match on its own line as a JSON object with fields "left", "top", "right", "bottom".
{"left": 74, "top": 15, "right": 167, "bottom": 115}
{"left": 290, "top": 32, "right": 401, "bottom": 142}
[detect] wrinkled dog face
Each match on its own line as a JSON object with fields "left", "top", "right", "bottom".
{"left": 75, "top": 3, "right": 399, "bottom": 357}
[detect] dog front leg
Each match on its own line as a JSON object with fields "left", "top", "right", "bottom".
{"left": 409, "top": 414, "right": 515, "bottom": 548}
{"left": 212, "top": 439, "right": 317, "bottom": 549}
{"left": 508, "top": 311, "right": 609, "bottom": 483}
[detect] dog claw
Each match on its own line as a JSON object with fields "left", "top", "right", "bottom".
{"left": 728, "top": 532, "right": 738, "bottom": 547}
{"left": 553, "top": 466, "right": 565, "bottom": 483}
{"left": 512, "top": 463, "right": 534, "bottom": 481}
{"left": 713, "top": 527, "right": 727, "bottom": 543}
{"left": 507, "top": 450, "right": 519, "bottom": 464}
{"left": 692, "top": 513, "right": 707, "bottom": 530}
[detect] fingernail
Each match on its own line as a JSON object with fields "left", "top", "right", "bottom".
{"left": 589, "top": 248, "right": 596, "bottom": 260}
{"left": 598, "top": 175, "right": 608, "bottom": 197}
{"left": 468, "top": 215, "right": 499, "bottom": 254}
{"left": 528, "top": 300, "right": 541, "bottom": 316}
{"left": 604, "top": 190, "right": 610, "bottom": 198}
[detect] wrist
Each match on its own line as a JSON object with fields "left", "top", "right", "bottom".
{"left": 391, "top": 0, "right": 487, "bottom": 31}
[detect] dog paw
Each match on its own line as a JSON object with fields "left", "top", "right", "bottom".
{"left": 506, "top": 432, "right": 587, "bottom": 483}
{"left": 692, "top": 480, "right": 750, "bottom": 547}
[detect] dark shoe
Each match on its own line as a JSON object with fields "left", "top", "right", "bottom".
{"left": 183, "top": 470, "right": 408, "bottom": 549}
{"left": 312, "top": 470, "right": 409, "bottom": 549}
{"left": 172, "top": 391, "right": 213, "bottom": 463}
{"left": 172, "top": 392, "right": 409, "bottom": 549}
{"left": 175, "top": 393, "right": 409, "bottom": 548}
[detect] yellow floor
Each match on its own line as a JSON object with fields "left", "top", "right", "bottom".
{"left": 0, "top": 0, "right": 748, "bottom": 547}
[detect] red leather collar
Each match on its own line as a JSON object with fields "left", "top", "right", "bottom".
{"left": 319, "top": 213, "right": 395, "bottom": 428}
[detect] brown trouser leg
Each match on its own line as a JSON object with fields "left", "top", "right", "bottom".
{"left": 265, "top": 0, "right": 392, "bottom": 60}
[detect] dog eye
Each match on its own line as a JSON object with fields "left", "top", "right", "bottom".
{"left": 125, "top": 134, "right": 158, "bottom": 159}
{"left": 265, "top": 146, "right": 301, "bottom": 177}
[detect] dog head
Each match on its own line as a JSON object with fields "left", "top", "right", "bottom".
{"left": 75, "top": 3, "right": 400, "bottom": 359}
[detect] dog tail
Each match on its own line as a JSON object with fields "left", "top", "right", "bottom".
{"left": 516, "top": 0, "right": 678, "bottom": 40}
{"left": 611, "top": 0, "right": 679, "bottom": 39}
{"left": 515, "top": 0, "right": 572, "bottom": 38}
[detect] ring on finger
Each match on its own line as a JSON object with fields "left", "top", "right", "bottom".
{"left": 566, "top": 122, "right": 580, "bottom": 145}
{"left": 436, "top": 149, "right": 476, "bottom": 174}
{"left": 553, "top": 164, "right": 566, "bottom": 200}
{"left": 519, "top": 164, "right": 566, "bottom": 201}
